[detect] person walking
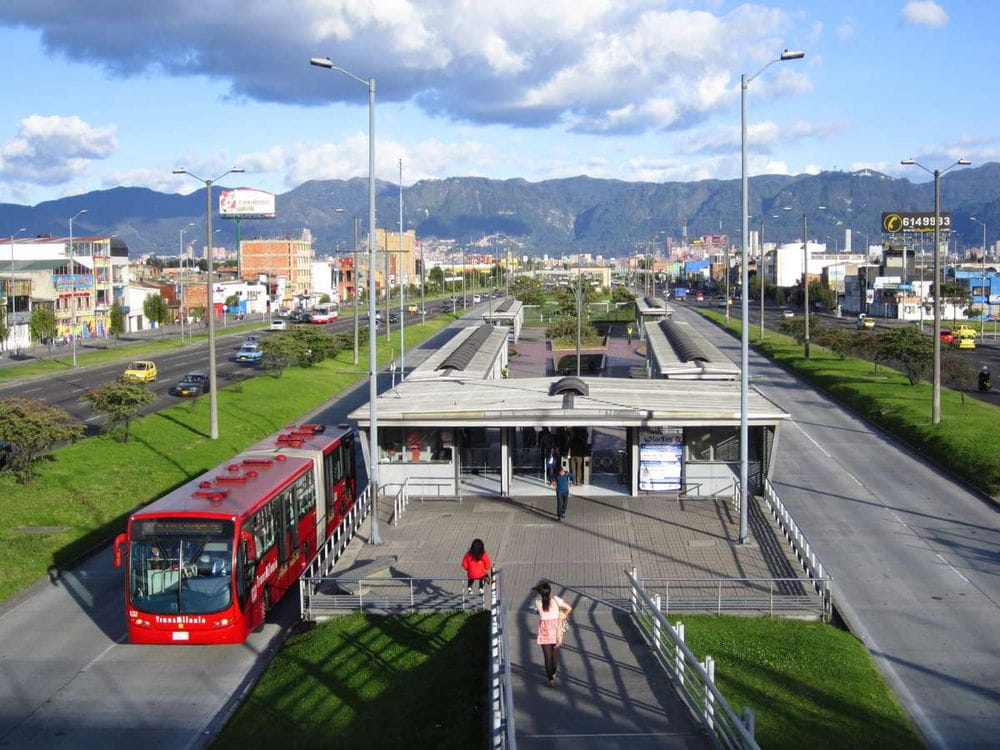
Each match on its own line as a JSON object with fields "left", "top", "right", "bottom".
{"left": 532, "top": 580, "right": 572, "bottom": 687}
{"left": 550, "top": 465, "right": 575, "bottom": 521}
{"left": 626, "top": 324, "right": 634, "bottom": 344}
{"left": 545, "top": 443, "right": 561, "bottom": 483}
{"left": 461, "top": 538, "right": 492, "bottom": 595}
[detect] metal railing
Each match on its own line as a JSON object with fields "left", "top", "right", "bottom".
{"left": 301, "top": 483, "right": 371, "bottom": 584}
{"left": 389, "top": 476, "right": 410, "bottom": 526}
{"left": 300, "top": 574, "right": 489, "bottom": 619}
{"left": 761, "top": 478, "right": 833, "bottom": 619}
{"left": 627, "top": 568, "right": 759, "bottom": 750}
{"left": 490, "top": 571, "right": 517, "bottom": 750}
{"left": 638, "top": 576, "right": 831, "bottom": 619}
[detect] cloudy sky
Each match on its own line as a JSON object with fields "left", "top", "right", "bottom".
{"left": 0, "top": 0, "right": 995, "bottom": 205}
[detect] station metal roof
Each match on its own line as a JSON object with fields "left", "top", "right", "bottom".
{"left": 636, "top": 295, "right": 673, "bottom": 317}
{"left": 483, "top": 298, "right": 522, "bottom": 318}
{"left": 350, "top": 376, "right": 788, "bottom": 428}
{"left": 644, "top": 319, "right": 740, "bottom": 380}
{"left": 406, "top": 324, "right": 509, "bottom": 381}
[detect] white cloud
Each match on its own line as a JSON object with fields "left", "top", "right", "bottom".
{"left": 0, "top": 114, "right": 116, "bottom": 185}
{"left": 835, "top": 17, "right": 857, "bottom": 39}
{"left": 684, "top": 120, "right": 848, "bottom": 155}
{"left": 0, "top": 1, "right": 809, "bottom": 135}
{"left": 901, "top": 1, "right": 948, "bottom": 28}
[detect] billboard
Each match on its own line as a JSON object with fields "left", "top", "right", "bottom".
{"left": 881, "top": 212, "right": 951, "bottom": 234}
{"left": 219, "top": 188, "right": 276, "bottom": 219}
{"left": 638, "top": 429, "right": 683, "bottom": 492}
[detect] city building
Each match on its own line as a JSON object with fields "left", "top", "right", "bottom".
{"left": 240, "top": 230, "right": 314, "bottom": 299}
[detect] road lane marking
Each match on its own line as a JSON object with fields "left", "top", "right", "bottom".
{"left": 80, "top": 635, "right": 127, "bottom": 672}
{"left": 792, "top": 421, "right": 831, "bottom": 457}
{"left": 935, "top": 553, "right": 971, "bottom": 584}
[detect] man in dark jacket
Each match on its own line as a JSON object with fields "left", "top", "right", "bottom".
{"left": 550, "top": 466, "right": 575, "bottom": 521}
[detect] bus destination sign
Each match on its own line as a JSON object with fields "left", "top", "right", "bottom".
{"left": 881, "top": 211, "right": 951, "bottom": 233}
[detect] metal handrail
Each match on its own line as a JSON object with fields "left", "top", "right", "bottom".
{"left": 390, "top": 476, "right": 409, "bottom": 526}
{"left": 299, "top": 484, "right": 372, "bottom": 617}
{"left": 639, "top": 576, "right": 832, "bottom": 618}
{"left": 761, "top": 477, "right": 833, "bottom": 619}
{"left": 626, "top": 567, "right": 759, "bottom": 750}
{"left": 490, "top": 570, "right": 517, "bottom": 750}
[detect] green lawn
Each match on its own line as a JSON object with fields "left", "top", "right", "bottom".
{"left": 700, "top": 309, "right": 1000, "bottom": 498}
{"left": 211, "top": 612, "right": 489, "bottom": 750}
{"left": 0, "top": 315, "right": 454, "bottom": 602}
{"left": 0, "top": 320, "right": 267, "bottom": 382}
{"left": 679, "top": 616, "right": 921, "bottom": 750}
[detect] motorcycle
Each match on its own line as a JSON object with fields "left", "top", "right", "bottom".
{"left": 978, "top": 369, "right": 992, "bottom": 392}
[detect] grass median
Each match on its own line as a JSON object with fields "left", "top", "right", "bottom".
{"left": 0, "top": 315, "right": 457, "bottom": 603}
{"left": 700, "top": 309, "right": 1000, "bottom": 498}
{"left": 680, "top": 615, "right": 921, "bottom": 749}
{"left": 211, "top": 612, "right": 489, "bottom": 750}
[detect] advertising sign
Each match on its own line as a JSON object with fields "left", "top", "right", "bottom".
{"left": 881, "top": 212, "right": 951, "bottom": 233}
{"left": 52, "top": 274, "right": 94, "bottom": 292}
{"left": 638, "top": 429, "right": 683, "bottom": 492}
{"left": 219, "top": 188, "right": 276, "bottom": 219}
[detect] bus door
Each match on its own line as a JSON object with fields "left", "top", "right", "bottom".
{"left": 278, "top": 492, "right": 299, "bottom": 568}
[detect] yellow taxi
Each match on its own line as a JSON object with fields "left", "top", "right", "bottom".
{"left": 857, "top": 316, "right": 875, "bottom": 329}
{"left": 123, "top": 360, "right": 157, "bottom": 383}
{"left": 953, "top": 325, "right": 977, "bottom": 350}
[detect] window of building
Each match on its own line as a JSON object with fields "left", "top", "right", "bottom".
{"left": 379, "top": 427, "right": 451, "bottom": 463}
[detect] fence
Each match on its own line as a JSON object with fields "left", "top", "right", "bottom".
{"left": 627, "top": 568, "right": 760, "bottom": 750}
{"left": 300, "top": 483, "right": 372, "bottom": 583}
{"left": 638, "top": 577, "right": 830, "bottom": 619}
{"left": 490, "top": 571, "right": 517, "bottom": 750}
{"left": 761, "top": 478, "right": 833, "bottom": 619}
{"left": 300, "top": 574, "right": 490, "bottom": 619}
{"left": 389, "top": 477, "right": 410, "bottom": 526}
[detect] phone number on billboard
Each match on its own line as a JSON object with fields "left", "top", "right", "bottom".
{"left": 882, "top": 212, "right": 951, "bottom": 233}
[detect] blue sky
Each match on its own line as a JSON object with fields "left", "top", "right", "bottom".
{"left": 0, "top": 0, "right": 995, "bottom": 206}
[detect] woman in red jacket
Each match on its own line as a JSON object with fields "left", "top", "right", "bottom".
{"left": 461, "top": 538, "right": 492, "bottom": 595}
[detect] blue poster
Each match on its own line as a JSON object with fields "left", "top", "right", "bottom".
{"left": 639, "top": 434, "right": 683, "bottom": 491}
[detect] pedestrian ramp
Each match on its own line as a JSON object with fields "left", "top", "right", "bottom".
{"left": 509, "top": 601, "right": 709, "bottom": 749}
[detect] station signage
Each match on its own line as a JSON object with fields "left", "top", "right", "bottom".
{"left": 881, "top": 212, "right": 951, "bottom": 233}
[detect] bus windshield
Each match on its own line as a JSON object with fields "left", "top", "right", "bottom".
{"left": 128, "top": 518, "right": 235, "bottom": 615}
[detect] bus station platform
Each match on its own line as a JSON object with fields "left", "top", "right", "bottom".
{"left": 334, "top": 485, "right": 817, "bottom": 748}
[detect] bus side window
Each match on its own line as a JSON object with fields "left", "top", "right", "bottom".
{"left": 236, "top": 539, "right": 250, "bottom": 608}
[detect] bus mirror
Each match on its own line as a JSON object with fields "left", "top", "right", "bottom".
{"left": 113, "top": 533, "right": 127, "bottom": 568}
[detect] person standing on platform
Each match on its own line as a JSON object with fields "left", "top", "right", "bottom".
{"left": 461, "top": 538, "right": 492, "bottom": 595}
{"left": 550, "top": 465, "right": 574, "bottom": 521}
{"left": 626, "top": 324, "right": 634, "bottom": 344}
{"left": 569, "top": 429, "right": 587, "bottom": 485}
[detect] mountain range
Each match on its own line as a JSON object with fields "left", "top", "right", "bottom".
{"left": 2, "top": 164, "right": 999, "bottom": 257}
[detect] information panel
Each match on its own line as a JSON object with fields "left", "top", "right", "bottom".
{"left": 638, "top": 429, "right": 683, "bottom": 492}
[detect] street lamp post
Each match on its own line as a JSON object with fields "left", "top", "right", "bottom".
{"left": 178, "top": 222, "right": 195, "bottom": 342}
{"left": 353, "top": 215, "right": 360, "bottom": 365}
{"left": 739, "top": 48, "right": 803, "bottom": 543}
{"left": 398, "top": 158, "right": 405, "bottom": 378}
{"left": 7, "top": 227, "right": 27, "bottom": 352}
{"left": 68, "top": 209, "right": 88, "bottom": 367}
{"left": 311, "top": 56, "right": 381, "bottom": 544}
{"left": 757, "top": 215, "right": 778, "bottom": 342}
{"left": 172, "top": 168, "right": 244, "bottom": 440}
{"left": 902, "top": 157, "right": 971, "bottom": 425}
{"left": 971, "top": 216, "right": 988, "bottom": 333}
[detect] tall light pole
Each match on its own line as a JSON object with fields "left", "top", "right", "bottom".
{"left": 739, "top": 48, "right": 803, "bottom": 543}
{"left": 801, "top": 208, "right": 824, "bottom": 358}
{"left": 178, "top": 222, "right": 196, "bottom": 342}
{"left": 68, "top": 209, "right": 88, "bottom": 368}
{"left": 173, "top": 167, "right": 244, "bottom": 440}
{"left": 576, "top": 252, "right": 582, "bottom": 376}
{"left": 902, "top": 157, "right": 971, "bottom": 425}
{"left": 398, "top": 158, "right": 405, "bottom": 377}
{"left": 971, "top": 216, "right": 988, "bottom": 329}
{"left": 311, "top": 56, "right": 381, "bottom": 544}
{"left": 353, "top": 214, "right": 360, "bottom": 365}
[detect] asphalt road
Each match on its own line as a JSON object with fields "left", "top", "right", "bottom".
{"left": 671, "top": 303, "right": 1000, "bottom": 750}
{"left": 0, "top": 312, "right": 477, "bottom": 750}
{"left": 0, "top": 305, "right": 447, "bottom": 431}
{"left": 678, "top": 297, "right": 1000, "bottom": 405}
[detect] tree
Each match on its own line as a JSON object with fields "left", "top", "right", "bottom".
{"left": 777, "top": 317, "right": 807, "bottom": 344}
{"left": 109, "top": 302, "right": 126, "bottom": 338}
{"left": 82, "top": 379, "right": 156, "bottom": 443}
{"left": 224, "top": 294, "right": 240, "bottom": 312}
{"left": 510, "top": 276, "right": 543, "bottom": 306}
{"left": 808, "top": 279, "right": 836, "bottom": 311}
{"left": 260, "top": 334, "right": 298, "bottom": 377}
{"left": 143, "top": 294, "right": 171, "bottom": 337}
{"left": 850, "top": 330, "right": 885, "bottom": 375}
{"left": 814, "top": 328, "right": 854, "bottom": 359}
{"left": 0, "top": 398, "right": 83, "bottom": 483}
{"left": 29, "top": 306, "right": 56, "bottom": 352}
{"left": 610, "top": 285, "right": 634, "bottom": 305}
{"left": 937, "top": 280, "right": 971, "bottom": 325}
{"left": 877, "top": 327, "right": 933, "bottom": 385}
{"left": 190, "top": 307, "right": 206, "bottom": 329}
{"left": 428, "top": 266, "right": 445, "bottom": 290}
{"left": 318, "top": 293, "right": 331, "bottom": 304}
{"left": 145, "top": 255, "right": 164, "bottom": 270}
{"left": 941, "top": 353, "right": 977, "bottom": 406}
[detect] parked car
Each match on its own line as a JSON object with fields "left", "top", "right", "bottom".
{"left": 270, "top": 319, "right": 287, "bottom": 331}
{"left": 170, "top": 372, "right": 210, "bottom": 397}
{"left": 781, "top": 309, "right": 794, "bottom": 318}
{"left": 233, "top": 345, "right": 263, "bottom": 364}
{"left": 389, "top": 312, "right": 400, "bottom": 324}
{"left": 123, "top": 360, "right": 157, "bottom": 383}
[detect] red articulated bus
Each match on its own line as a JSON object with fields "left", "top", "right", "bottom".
{"left": 113, "top": 423, "right": 355, "bottom": 644}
